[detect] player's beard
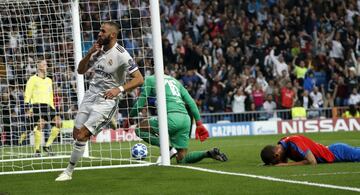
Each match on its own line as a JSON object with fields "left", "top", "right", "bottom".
{"left": 98, "top": 34, "right": 111, "bottom": 46}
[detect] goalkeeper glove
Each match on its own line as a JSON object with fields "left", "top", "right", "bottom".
{"left": 195, "top": 121, "right": 209, "bottom": 142}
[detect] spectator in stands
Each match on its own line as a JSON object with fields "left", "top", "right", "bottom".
{"left": 278, "top": 69, "right": 291, "bottom": 88}
{"left": 232, "top": 88, "right": 246, "bottom": 113}
{"left": 298, "top": 90, "right": 312, "bottom": 109}
{"left": 329, "top": 31, "right": 345, "bottom": 63}
{"left": 303, "top": 71, "right": 316, "bottom": 92}
{"left": 308, "top": 86, "right": 323, "bottom": 118}
{"left": 346, "top": 67, "right": 359, "bottom": 91}
{"left": 348, "top": 88, "right": 360, "bottom": 106}
{"left": 342, "top": 104, "right": 360, "bottom": 118}
{"left": 263, "top": 94, "right": 277, "bottom": 119}
{"left": 327, "top": 72, "right": 338, "bottom": 95}
{"left": 251, "top": 83, "right": 265, "bottom": 110}
{"left": 322, "top": 84, "right": 336, "bottom": 109}
{"left": 256, "top": 71, "right": 268, "bottom": 91}
{"left": 7, "top": 27, "right": 22, "bottom": 55}
{"left": 269, "top": 49, "right": 288, "bottom": 78}
{"left": 292, "top": 56, "right": 308, "bottom": 86}
{"left": 291, "top": 101, "right": 307, "bottom": 120}
{"left": 309, "top": 86, "right": 323, "bottom": 109}
{"left": 350, "top": 49, "right": 360, "bottom": 77}
{"left": 206, "top": 85, "right": 224, "bottom": 113}
{"left": 265, "top": 80, "right": 275, "bottom": 95}
{"left": 335, "top": 76, "right": 349, "bottom": 106}
{"left": 280, "top": 81, "right": 295, "bottom": 119}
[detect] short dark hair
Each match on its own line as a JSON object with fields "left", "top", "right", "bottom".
{"left": 102, "top": 21, "right": 120, "bottom": 35}
{"left": 260, "top": 145, "right": 276, "bottom": 165}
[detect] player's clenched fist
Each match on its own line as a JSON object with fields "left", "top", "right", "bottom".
{"left": 89, "top": 38, "right": 102, "bottom": 55}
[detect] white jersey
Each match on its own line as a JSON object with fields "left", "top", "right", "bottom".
{"left": 88, "top": 42, "right": 138, "bottom": 94}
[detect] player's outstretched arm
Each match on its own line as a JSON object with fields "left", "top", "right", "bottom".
{"left": 180, "top": 84, "right": 209, "bottom": 141}
{"left": 275, "top": 150, "right": 317, "bottom": 166}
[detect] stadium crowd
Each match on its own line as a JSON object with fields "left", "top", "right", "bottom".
{"left": 1, "top": 0, "right": 360, "bottom": 146}
{"left": 158, "top": 0, "right": 360, "bottom": 115}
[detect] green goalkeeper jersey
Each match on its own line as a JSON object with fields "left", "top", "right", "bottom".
{"left": 129, "top": 75, "right": 201, "bottom": 121}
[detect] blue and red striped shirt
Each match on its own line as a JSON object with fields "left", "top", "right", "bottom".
{"left": 278, "top": 135, "right": 335, "bottom": 163}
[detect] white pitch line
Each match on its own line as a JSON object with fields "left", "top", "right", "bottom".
{"left": 289, "top": 171, "right": 360, "bottom": 177}
{"left": 0, "top": 163, "right": 155, "bottom": 176}
{"left": 173, "top": 165, "right": 360, "bottom": 193}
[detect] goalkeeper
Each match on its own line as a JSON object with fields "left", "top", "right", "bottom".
{"left": 125, "top": 74, "right": 228, "bottom": 164}
{"left": 24, "top": 59, "right": 62, "bottom": 156}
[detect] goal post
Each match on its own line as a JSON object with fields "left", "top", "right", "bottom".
{"left": 0, "top": 0, "right": 170, "bottom": 175}
{"left": 149, "top": 0, "right": 170, "bottom": 166}
{"left": 71, "top": 0, "right": 88, "bottom": 158}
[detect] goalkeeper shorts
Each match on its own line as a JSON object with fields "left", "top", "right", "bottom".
{"left": 149, "top": 112, "right": 191, "bottom": 149}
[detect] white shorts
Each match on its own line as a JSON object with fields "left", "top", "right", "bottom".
{"left": 75, "top": 92, "right": 118, "bottom": 135}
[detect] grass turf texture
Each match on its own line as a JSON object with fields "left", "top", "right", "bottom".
{"left": 1, "top": 131, "right": 360, "bottom": 195}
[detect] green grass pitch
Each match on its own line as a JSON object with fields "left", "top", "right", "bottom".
{"left": 1, "top": 131, "right": 360, "bottom": 195}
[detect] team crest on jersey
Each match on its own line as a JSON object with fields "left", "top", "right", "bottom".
{"left": 108, "top": 59, "right": 113, "bottom": 66}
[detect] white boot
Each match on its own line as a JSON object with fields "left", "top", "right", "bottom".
{"left": 156, "top": 147, "right": 178, "bottom": 164}
{"left": 55, "top": 171, "right": 72, "bottom": 181}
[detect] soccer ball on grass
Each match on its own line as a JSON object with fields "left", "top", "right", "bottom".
{"left": 131, "top": 143, "right": 148, "bottom": 160}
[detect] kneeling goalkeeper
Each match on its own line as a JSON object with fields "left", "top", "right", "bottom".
{"left": 124, "top": 74, "right": 228, "bottom": 163}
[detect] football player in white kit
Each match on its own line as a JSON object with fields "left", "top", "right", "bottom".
{"left": 56, "top": 21, "right": 144, "bottom": 181}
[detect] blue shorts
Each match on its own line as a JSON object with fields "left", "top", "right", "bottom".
{"left": 328, "top": 143, "right": 360, "bottom": 162}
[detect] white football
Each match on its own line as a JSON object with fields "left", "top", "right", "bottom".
{"left": 131, "top": 143, "right": 148, "bottom": 160}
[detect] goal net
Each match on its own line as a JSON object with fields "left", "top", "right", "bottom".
{"left": 0, "top": 0, "right": 158, "bottom": 175}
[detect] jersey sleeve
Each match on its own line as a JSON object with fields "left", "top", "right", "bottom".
{"left": 180, "top": 83, "right": 201, "bottom": 121}
{"left": 119, "top": 47, "right": 138, "bottom": 74}
{"left": 24, "top": 76, "right": 35, "bottom": 104}
{"left": 129, "top": 76, "right": 153, "bottom": 117}
{"left": 279, "top": 136, "right": 310, "bottom": 159}
{"left": 127, "top": 58, "right": 139, "bottom": 74}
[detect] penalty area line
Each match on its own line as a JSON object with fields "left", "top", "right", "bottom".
{"left": 172, "top": 165, "right": 360, "bottom": 193}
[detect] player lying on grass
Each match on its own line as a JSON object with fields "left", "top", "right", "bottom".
{"left": 261, "top": 134, "right": 360, "bottom": 166}
{"left": 124, "top": 74, "right": 228, "bottom": 163}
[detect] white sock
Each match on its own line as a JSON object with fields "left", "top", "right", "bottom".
{"left": 66, "top": 141, "right": 86, "bottom": 174}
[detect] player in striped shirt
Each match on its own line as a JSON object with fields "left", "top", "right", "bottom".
{"left": 261, "top": 135, "right": 360, "bottom": 166}
{"left": 56, "top": 21, "right": 144, "bottom": 181}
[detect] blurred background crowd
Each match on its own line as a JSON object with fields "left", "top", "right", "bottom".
{"left": 0, "top": 0, "right": 360, "bottom": 143}
{"left": 158, "top": 0, "right": 360, "bottom": 115}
